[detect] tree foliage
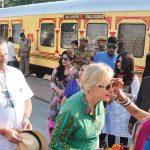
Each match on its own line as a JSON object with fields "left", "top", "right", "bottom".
{"left": 5, "top": 0, "right": 62, "bottom": 7}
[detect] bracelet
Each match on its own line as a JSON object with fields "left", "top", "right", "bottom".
{"left": 124, "top": 100, "right": 132, "bottom": 107}
{"left": 119, "top": 97, "right": 132, "bottom": 107}
{"left": 123, "top": 97, "right": 131, "bottom": 106}
{"left": 118, "top": 96, "right": 128, "bottom": 104}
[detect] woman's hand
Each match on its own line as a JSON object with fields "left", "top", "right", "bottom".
{"left": 4, "top": 128, "right": 22, "bottom": 144}
{"left": 111, "top": 78, "right": 123, "bottom": 95}
{"left": 111, "top": 78, "right": 127, "bottom": 101}
{"left": 113, "top": 78, "right": 123, "bottom": 93}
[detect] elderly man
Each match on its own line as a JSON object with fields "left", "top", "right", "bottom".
{"left": 73, "top": 37, "right": 91, "bottom": 70}
{"left": 0, "top": 40, "right": 33, "bottom": 150}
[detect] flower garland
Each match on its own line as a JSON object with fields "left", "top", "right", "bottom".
{"left": 106, "top": 144, "right": 132, "bottom": 150}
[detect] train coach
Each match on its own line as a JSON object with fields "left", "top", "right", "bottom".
{"left": 0, "top": 0, "right": 150, "bottom": 77}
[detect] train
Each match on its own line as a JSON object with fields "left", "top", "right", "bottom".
{"left": 0, "top": 0, "right": 150, "bottom": 77}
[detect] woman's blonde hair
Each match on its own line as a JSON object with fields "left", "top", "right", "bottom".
{"left": 80, "top": 63, "right": 114, "bottom": 93}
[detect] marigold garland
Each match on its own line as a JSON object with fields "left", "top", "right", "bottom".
{"left": 105, "top": 144, "right": 132, "bottom": 150}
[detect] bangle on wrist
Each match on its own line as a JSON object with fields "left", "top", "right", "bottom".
{"left": 118, "top": 96, "right": 128, "bottom": 104}
{"left": 118, "top": 96, "right": 132, "bottom": 107}
{"left": 124, "top": 100, "right": 132, "bottom": 107}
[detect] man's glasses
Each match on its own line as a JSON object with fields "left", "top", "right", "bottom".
{"left": 62, "top": 57, "right": 70, "bottom": 61}
{"left": 98, "top": 82, "right": 115, "bottom": 91}
{"left": 107, "top": 43, "right": 117, "bottom": 49}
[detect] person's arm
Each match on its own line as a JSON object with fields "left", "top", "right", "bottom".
{"left": 113, "top": 78, "right": 150, "bottom": 121}
{"left": 51, "top": 68, "right": 57, "bottom": 82}
{"left": 50, "top": 68, "right": 64, "bottom": 96}
{"left": 115, "top": 88, "right": 150, "bottom": 121}
{"left": 22, "top": 99, "right": 32, "bottom": 129}
{"left": 27, "top": 39, "right": 31, "bottom": 58}
{"left": 0, "top": 127, "right": 22, "bottom": 143}
{"left": 18, "top": 41, "right": 21, "bottom": 57}
{"left": 50, "top": 112, "right": 77, "bottom": 149}
{"left": 61, "top": 96, "right": 67, "bottom": 105}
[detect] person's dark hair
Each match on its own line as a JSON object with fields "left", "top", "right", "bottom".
{"left": 71, "top": 40, "right": 78, "bottom": 46}
{"left": 20, "top": 32, "right": 25, "bottom": 37}
{"left": 114, "top": 52, "right": 135, "bottom": 85}
{"left": 8, "top": 37, "right": 13, "bottom": 42}
{"left": 107, "top": 36, "right": 119, "bottom": 45}
{"left": 56, "top": 50, "right": 74, "bottom": 81}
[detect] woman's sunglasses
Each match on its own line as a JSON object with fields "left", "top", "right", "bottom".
{"left": 116, "top": 59, "right": 121, "bottom": 63}
{"left": 107, "top": 43, "right": 117, "bottom": 49}
{"left": 62, "top": 57, "right": 70, "bottom": 61}
{"left": 98, "top": 82, "right": 115, "bottom": 91}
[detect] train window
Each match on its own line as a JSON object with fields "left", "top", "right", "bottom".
{"left": 61, "top": 23, "right": 78, "bottom": 49}
{"left": 0, "top": 24, "right": 8, "bottom": 40}
{"left": 12, "top": 24, "right": 22, "bottom": 44}
{"left": 118, "top": 24, "right": 146, "bottom": 58}
{"left": 40, "top": 23, "right": 54, "bottom": 47}
{"left": 86, "top": 23, "right": 108, "bottom": 49}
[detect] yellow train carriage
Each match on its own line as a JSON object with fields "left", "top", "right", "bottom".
{"left": 0, "top": 0, "right": 150, "bottom": 77}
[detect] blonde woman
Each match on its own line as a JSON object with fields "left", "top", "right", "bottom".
{"left": 50, "top": 63, "right": 115, "bottom": 149}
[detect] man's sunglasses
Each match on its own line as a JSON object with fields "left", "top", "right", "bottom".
{"left": 98, "top": 82, "right": 115, "bottom": 91}
{"left": 107, "top": 43, "right": 117, "bottom": 49}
